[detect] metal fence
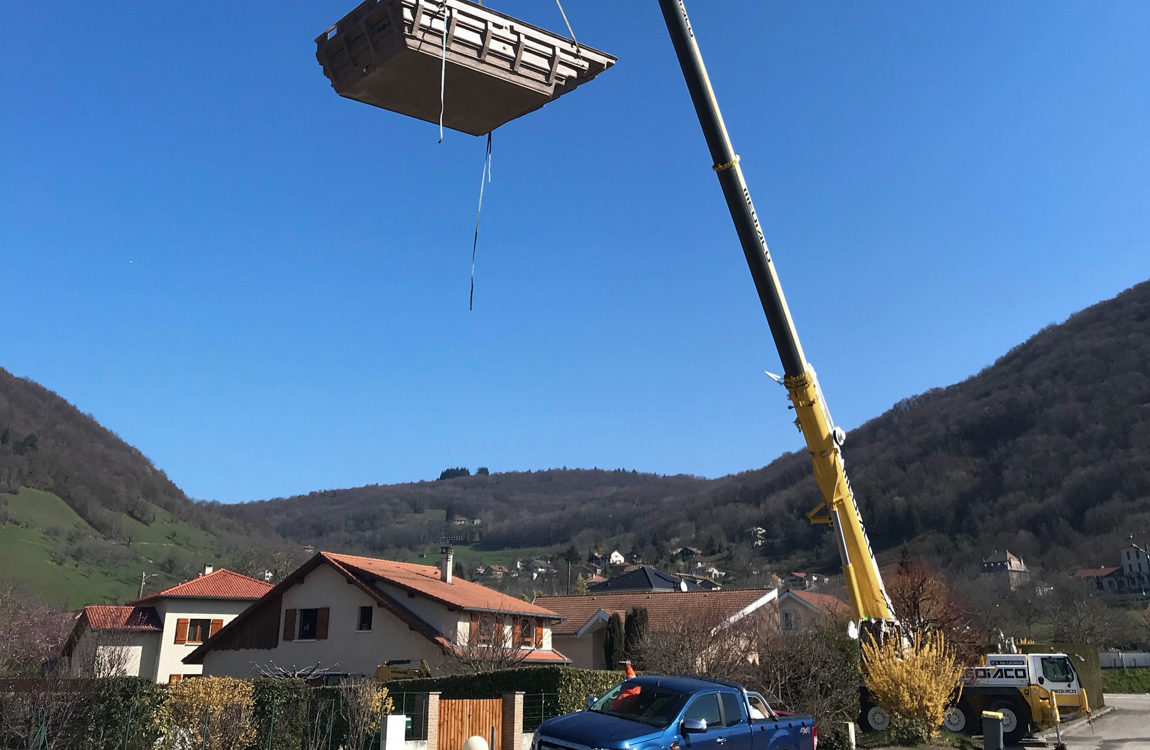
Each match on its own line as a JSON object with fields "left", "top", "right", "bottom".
{"left": 521, "top": 693, "right": 562, "bottom": 733}
{"left": 391, "top": 691, "right": 431, "bottom": 741}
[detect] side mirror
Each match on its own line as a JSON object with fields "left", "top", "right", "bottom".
{"left": 682, "top": 719, "right": 708, "bottom": 734}
{"left": 587, "top": 696, "right": 597, "bottom": 710}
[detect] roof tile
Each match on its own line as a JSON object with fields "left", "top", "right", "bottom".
{"left": 537, "top": 589, "right": 774, "bottom": 636}
{"left": 83, "top": 605, "right": 162, "bottom": 632}
{"left": 134, "top": 569, "right": 273, "bottom": 603}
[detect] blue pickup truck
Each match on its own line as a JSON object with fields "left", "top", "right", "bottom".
{"left": 530, "top": 676, "right": 817, "bottom": 750}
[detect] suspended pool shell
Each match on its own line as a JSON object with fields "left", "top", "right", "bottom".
{"left": 316, "top": 0, "right": 616, "bottom": 136}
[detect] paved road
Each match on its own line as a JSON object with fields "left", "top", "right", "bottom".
{"left": 1048, "top": 694, "right": 1150, "bottom": 749}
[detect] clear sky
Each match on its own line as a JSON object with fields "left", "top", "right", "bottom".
{"left": 2, "top": 2, "right": 1147, "bottom": 503}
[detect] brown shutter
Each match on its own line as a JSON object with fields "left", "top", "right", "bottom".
{"left": 469, "top": 617, "right": 479, "bottom": 645}
{"left": 496, "top": 621, "right": 506, "bottom": 645}
{"left": 317, "top": 607, "right": 330, "bottom": 640}
{"left": 169, "top": 674, "right": 182, "bottom": 684}
{"left": 535, "top": 624, "right": 543, "bottom": 648}
{"left": 209, "top": 619, "right": 223, "bottom": 637}
{"left": 283, "top": 609, "right": 297, "bottom": 641}
{"left": 513, "top": 623, "right": 522, "bottom": 647}
{"left": 174, "top": 618, "right": 189, "bottom": 645}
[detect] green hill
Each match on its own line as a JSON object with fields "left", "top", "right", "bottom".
{"left": 0, "top": 369, "right": 295, "bottom": 608}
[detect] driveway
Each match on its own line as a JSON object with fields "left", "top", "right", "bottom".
{"left": 1045, "top": 694, "right": 1150, "bottom": 749}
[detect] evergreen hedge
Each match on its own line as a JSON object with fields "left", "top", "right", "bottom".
{"left": 382, "top": 666, "right": 627, "bottom": 714}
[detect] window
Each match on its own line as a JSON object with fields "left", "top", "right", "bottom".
{"left": 1042, "top": 657, "right": 1073, "bottom": 683}
{"left": 298, "top": 609, "right": 319, "bottom": 639}
{"left": 187, "top": 619, "right": 211, "bottom": 644}
{"left": 684, "top": 694, "right": 722, "bottom": 729}
{"left": 781, "top": 610, "right": 799, "bottom": 632}
{"left": 358, "top": 606, "right": 373, "bottom": 632}
{"left": 720, "top": 692, "right": 744, "bottom": 726}
{"left": 516, "top": 618, "right": 535, "bottom": 648}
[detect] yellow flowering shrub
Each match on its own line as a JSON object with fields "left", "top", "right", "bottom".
{"left": 861, "top": 630, "right": 962, "bottom": 743}
{"left": 165, "top": 676, "right": 256, "bottom": 750}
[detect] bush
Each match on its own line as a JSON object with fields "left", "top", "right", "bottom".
{"left": 166, "top": 676, "right": 256, "bottom": 750}
{"left": 382, "top": 665, "right": 627, "bottom": 714}
{"left": 251, "top": 678, "right": 311, "bottom": 750}
{"left": 79, "top": 677, "right": 167, "bottom": 750}
{"left": 862, "top": 631, "right": 962, "bottom": 743}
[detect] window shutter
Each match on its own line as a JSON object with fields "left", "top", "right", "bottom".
{"left": 317, "top": 607, "right": 330, "bottom": 640}
{"left": 283, "top": 609, "right": 297, "bottom": 641}
{"left": 535, "top": 624, "right": 544, "bottom": 648}
{"left": 495, "top": 621, "right": 506, "bottom": 646}
{"left": 469, "top": 617, "right": 479, "bottom": 645}
{"left": 513, "top": 623, "right": 522, "bottom": 647}
{"left": 175, "top": 618, "right": 189, "bottom": 645}
{"left": 169, "top": 674, "right": 182, "bottom": 684}
{"left": 210, "top": 619, "right": 223, "bottom": 637}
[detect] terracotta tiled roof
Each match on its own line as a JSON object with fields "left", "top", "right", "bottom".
{"left": 133, "top": 569, "right": 273, "bottom": 603}
{"left": 1073, "top": 566, "right": 1120, "bottom": 579}
{"left": 537, "top": 588, "right": 775, "bottom": 636}
{"left": 324, "top": 553, "right": 561, "bottom": 619}
{"left": 783, "top": 590, "right": 851, "bottom": 618}
{"left": 82, "top": 605, "right": 162, "bottom": 632}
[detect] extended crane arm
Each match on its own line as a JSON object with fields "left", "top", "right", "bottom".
{"left": 657, "top": 0, "right": 894, "bottom": 625}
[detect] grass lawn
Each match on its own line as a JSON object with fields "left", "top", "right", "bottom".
{"left": 1102, "top": 668, "right": 1150, "bottom": 693}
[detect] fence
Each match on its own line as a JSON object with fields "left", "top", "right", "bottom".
{"left": 392, "top": 692, "right": 431, "bottom": 741}
{"left": 520, "top": 693, "right": 562, "bottom": 732}
{"left": 1099, "top": 651, "right": 1150, "bottom": 669}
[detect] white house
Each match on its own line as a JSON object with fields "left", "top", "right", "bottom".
{"left": 61, "top": 567, "right": 273, "bottom": 683}
{"left": 185, "top": 550, "right": 569, "bottom": 677}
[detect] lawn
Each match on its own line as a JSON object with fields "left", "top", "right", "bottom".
{"left": 1102, "top": 668, "right": 1150, "bottom": 693}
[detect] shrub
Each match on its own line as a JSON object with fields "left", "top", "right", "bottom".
{"left": 382, "top": 665, "right": 626, "bottom": 714}
{"left": 862, "top": 631, "right": 962, "bottom": 743}
{"left": 165, "top": 676, "right": 256, "bottom": 750}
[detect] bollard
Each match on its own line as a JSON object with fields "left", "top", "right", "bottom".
{"left": 982, "top": 710, "right": 1004, "bottom": 750}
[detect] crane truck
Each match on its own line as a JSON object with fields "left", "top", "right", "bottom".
{"left": 656, "top": 0, "right": 1090, "bottom": 743}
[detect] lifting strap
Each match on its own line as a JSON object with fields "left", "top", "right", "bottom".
{"left": 438, "top": 3, "right": 450, "bottom": 142}
{"left": 554, "top": 0, "right": 581, "bottom": 58}
{"left": 470, "top": 133, "right": 493, "bottom": 310}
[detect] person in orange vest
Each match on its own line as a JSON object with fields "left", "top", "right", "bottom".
{"left": 625, "top": 660, "right": 637, "bottom": 678}
{"left": 612, "top": 661, "right": 640, "bottom": 709}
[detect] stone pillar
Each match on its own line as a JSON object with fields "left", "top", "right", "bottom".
{"left": 501, "top": 692, "right": 524, "bottom": 750}
{"left": 427, "top": 692, "right": 441, "bottom": 750}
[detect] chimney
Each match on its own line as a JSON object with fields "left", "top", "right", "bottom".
{"left": 440, "top": 546, "right": 454, "bottom": 584}
{"left": 202, "top": 564, "right": 214, "bottom": 577}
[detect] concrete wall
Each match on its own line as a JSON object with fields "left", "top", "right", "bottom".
{"left": 553, "top": 629, "right": 603, "bottom": 670}
{"left": 1100, "top": 651, "right": 1150, "bottom": 668}
{"left": 154, "top": 598, "right": 253, "bottom": 683}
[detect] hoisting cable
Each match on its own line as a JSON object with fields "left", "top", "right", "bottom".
{"left": 470, "top": 132, "right": 493, "bottom": 310}
{"left": 554, "top": 0, "right": 581, "bottom": 58}
{"left": 438, "top": 2, "right": 450, "bottom": 143}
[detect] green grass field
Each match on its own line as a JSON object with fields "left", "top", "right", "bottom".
{"left": 1, "top": 487, "right": 230, "bottom": 608}
{"left": 1102, "top": 668, "right": 1150, "bottom": 693}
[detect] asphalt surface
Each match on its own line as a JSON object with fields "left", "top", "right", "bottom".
{"left": 1042, "top": 694, "right": 1150, "bottom": 750}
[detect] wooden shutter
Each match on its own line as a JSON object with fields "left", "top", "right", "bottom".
{"left": 535, "top": 624, "right": 543, "bottom": 648}
{"left": 513, "top": 623, "right": 522, "bottom": 647}
{"left": 495, "top": 621, "right": 506, "bottom": 646}
{"left": 209, "top": 619, "right": 223, "bottom": 637}
{"left": 469, "top": 617, "right": 479, "bottom": 645}
{"left": 317, "top": 607, "right": 330, "bottom": 640}
{"left": 169, "top": 674, "right": 182, "bottom": 684}
{"left": 283, "top": 609, "right": 297, "bottom": 641}
{"left": 174, "top": 618, "right": 189, "bottom": 645}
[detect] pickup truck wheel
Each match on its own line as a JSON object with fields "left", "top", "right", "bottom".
{"left": 942, "top": 703, "right": 973, "bottom": 734}
{"left": 861, "top": 704, "right": 890, "bottom": 732}
{"left": 990, "top": 701, "right": 1026, "bottom": 745}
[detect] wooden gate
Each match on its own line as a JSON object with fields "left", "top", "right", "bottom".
{"left": 438, "top": 698, "right": 503, "bottom": 750}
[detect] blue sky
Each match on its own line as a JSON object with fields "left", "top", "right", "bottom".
{"left": 2, "top": 2, "right": 1147, "bottom": 503}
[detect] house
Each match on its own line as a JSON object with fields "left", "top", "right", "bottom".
{"left": 535, "top": 588, "right": 778, "bottom": 670}
{"left": 61, "top": 567, "right": 272, "bottom": 683}
{"left": 608, "top": 550, "right": 626, "bottom": 567}
{"left": 776, "top": 589, "right": 851, "bottom": 632}
{"left": 981, "top": 550, "right": 1030, "bottom": 590}
{"left": 784, "top": 572, "right": 828, "bottom": 590}
{"left": 588, "top": 552, "right": 608, "bottom": 568}
{"left": 185, "top": 549, "right": 568, "bottom": 678}
{"left": 1073, "top": 566, "right": 1124, "bottom": 593}
{"left": 675, "top": 547, "right": 702, "bottom": 561}
{"left": 1121, "top": 544, "right": 1150, "bottom": 592}
{"left": 587, "top": 566, "right": 704, "bottom": 593}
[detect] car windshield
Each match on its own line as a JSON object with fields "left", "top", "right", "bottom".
{"left": 589, "top": 682, "right": 691, "bottom": 729}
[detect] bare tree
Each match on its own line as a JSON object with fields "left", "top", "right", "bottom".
{"left": 62, "top": 629, "right": 137, "bottom": 678}
{"left": 339, "top": 679, "right": 392, "bottom": 750}
{"left": 251, "top": 659, "right": 342, "bottom": 679}
{"left": 438, "top": 612, "right": 540, "bottom": 675}
{"left": 635, "top": 608, "right": 763, "bottom": 682}
{"left": 888, "top": 557, "right": 983, "bottom": 665}
{"left": 0, "top": 580, "right": 72, "bottom": 676}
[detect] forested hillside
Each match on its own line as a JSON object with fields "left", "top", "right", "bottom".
{"left": 0, "top": 369, "right": 295, "bottom": 607}
{"left": 228, "top": 281, "right": 1150, "bottom": 579}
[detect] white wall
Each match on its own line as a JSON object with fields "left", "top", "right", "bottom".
{"left": 201, "top": 564, "right": 447, "bottom": 678}
{"left": 154, "top": 598, "right": 254, "bottom": 683}
{"left": 1100, "top": 651, "right": 1150, "bottom": 669}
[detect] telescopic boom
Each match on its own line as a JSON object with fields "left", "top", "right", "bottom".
{"left": 657, "top": 0, "right": 895, "bottom": 627}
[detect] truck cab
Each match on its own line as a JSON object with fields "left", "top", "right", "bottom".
{"left": 531, "top": 676, "right": 816, "bottom": 750}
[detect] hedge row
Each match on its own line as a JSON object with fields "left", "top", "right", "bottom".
{"left": 382, "top": 665, "right": 628, "bottom": 714}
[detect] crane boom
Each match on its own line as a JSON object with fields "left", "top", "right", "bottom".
{"left": 657, "top": 0, "right": 894, "bottom": 626}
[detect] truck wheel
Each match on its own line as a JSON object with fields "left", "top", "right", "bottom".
{"left": 942, "top": 703, "right": 974, "bottom": 734}
{"left": 861, "top": 704, "right": 890, "bottom": 732}
{"left": 990, "top": 701, "right": 1026, "bottom": 745}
